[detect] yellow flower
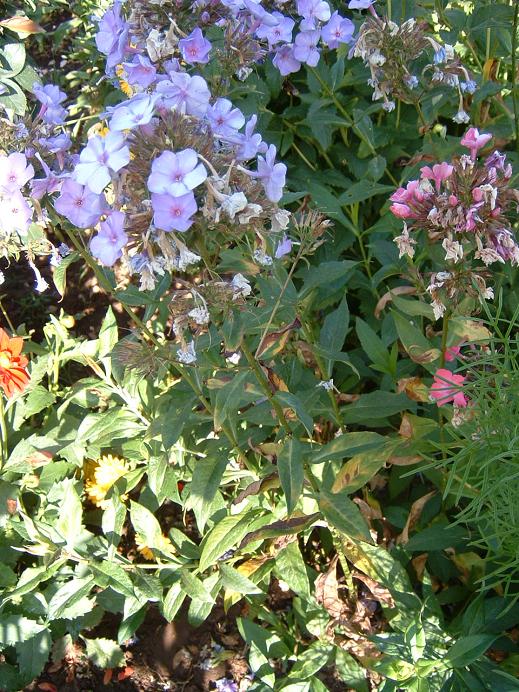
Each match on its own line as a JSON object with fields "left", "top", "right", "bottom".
{"left": 115, "top": 64, "right": 134, "bottom": 97}
{"left": 135, "top": 533, "right": 174, "bottom": 561}
{"left": 84, "top": 454, "right": 129, "bottom": 508}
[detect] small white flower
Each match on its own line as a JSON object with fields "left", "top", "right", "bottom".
{"left": 188, "top": 306, "right": 210, "bottom": 325}
{"left": 394, "top": 224, "right": 416, "bottom": 259}
{"left": 442, "top": 237, "right": 463, "bottom": 263}
{"left": 271, "top": 209, "right": 291, "bottom": 233}
{"left": 177, "top": 341, "right": 197, "bottom": 364}
{"left": 383, "top": 100, "right": 396, "bottom": 112}
{"left": 231, "top": 273, "right": 251, "bottom": 298}
{"left": 369, "top": 50, "right": 386, "bottom": 67}
{"left": 220, "top": 192, "right": 248, "bottom": 220}
{"left": 475, "top": 247, "right": 505, "bottom": 266}
{"left": 253, "top": 248, "right": 273, "bottom": 266}
{"left": 317, "top": 379, "right": 335, "bottom": 391}
{"left": 483, "top": 286, "right": 494, "bottom": 300}
{"left": 431, "top": 299, "right": 446, "bottom": 321}
{"left": 453, "top": 109, "right": 470, "bottom": 124}
{"left": 226, "top": 352, "right": 241, "bottom": 365}
{"left": 238, "top": 203, "right": 263, "bottom": 224}
{"left": 177, "top": 247, "right": 201, "bottom": 271}
{"left": 0, "top": 271, "right": 4, "bottom": 286}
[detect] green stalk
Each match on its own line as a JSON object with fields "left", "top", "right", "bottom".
{"left": 241, "top": 341, "right": 292, "bottom": 435}
{"left": 0, "top": 395, "right": 6, "bottom": 469}
{"left": 512, "top": 1, "right": 519, "bottom": 155}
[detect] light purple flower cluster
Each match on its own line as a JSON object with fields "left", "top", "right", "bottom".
{"left": 0, "top": 152, "right": 34, "bottom": 235}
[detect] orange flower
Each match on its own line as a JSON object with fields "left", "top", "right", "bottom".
{"left": 0, "top": 328, "right": 29, "bottom": 397}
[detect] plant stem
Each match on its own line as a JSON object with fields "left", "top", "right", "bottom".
{"left": 241, "top": 341, "right": 292, "bottom": 435}
{"left": 512, "top": 1, "right": 519, "bottom": 155}
{"left": 0, "top": 395, "right": 7, "bottom": 469}
{"left": 254, "top": 246, "right": 304, "bottom": 359}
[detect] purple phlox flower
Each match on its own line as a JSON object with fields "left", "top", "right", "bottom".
{"left": 275, "top": 234, "right": 292, "bottom": 258}
{"left": 39, "top": 133, "right": 72, "bottom": 154}
{"left": 485, "top": 150, "right": 507, "bottom": 171}
{"left": 321, "top": 12, "right": 354, "bottom": 49}
{"left": 225, "top": 114, "right": 267, "bottom": 161}
{"left": 74, "top": 132, "right": 130, "bottom": 194}
{"left": 90, "top": 210, "right": 128, "bottom": 266}
{"left": 460, "top": 79, "right": 477, "bottom": 94}
{"left": 214, "top": 678, "right": 239, "bottom": 692}
{"left": 163, "top": 58, "right": 181, "bottom": 74}
{"left": 179, "top": 27, "right": 212, "bottom": 65}
{"left": 122, "top": 55, "right": 157, "bottom": 89}
{"left": 151, "top": 191, "right": 198, "bottom": 232}
{"left": 154, "top": 72, "right": 210, "bottom": 117}
{"left": 293, "top": 30, "right": 321, "bottom": 67}
{"left": 30, "top": 154, "right": 62, "bottom": 200}
{"left": 0, "top": 152, "right": 34, "bottom": 193}
{"left": 273, "top": 44, "right": 301, "bottom": 76}
{"left": 297, "top": 0, "right": 331, "bottom": 28}
{"left": 420, "top": 162, "right": 453, "bottom": 192}
{"left": 148, "top": 149, "right": 207, "bottom": 196}
{"left": 110, "top": 93, "right": 157, "bottom": 131}
{"left": 244, "top": 0, "right": 279, "bottom": 27}
{"left": 256, "top": 12, "right": 295, "bottom": 47}
{"left": 33, "top": 82, "right": 67, "bottom": 125}
{"left": 206, "top": 98, "right": 245, "bottom": 137}
{"left": 54, "top": 179, "right": 107, "bottom": 228}
{"left": 95, "top": 1, "right": 130, "bottom": 72}
{"left": 247, "top": 144, "right": 286, "bottom": 202}
{"left": 348, "top": 0, "right": 375, "bottom": 8}
{"left": 0, "top": 191, "right": 32, "bottom": 235}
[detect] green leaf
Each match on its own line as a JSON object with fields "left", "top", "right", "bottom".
{"left": 219, "top": 563, "right": 264, "bottom": 594}
{"left": 187, "top": 454, "right": 227, "bottom": 532}
{"left": 335, "top": 648, "right": 368, "bottom": 691}
{"left": 199, "top": 510, "right": 259, "bottom": 572}
{"left": 445, "top": 634, "right": 497, "bottom": 668}
{"left": 84, "top": 638, "right": 125, "bottom": 669}
{"left": 299, "top": 261, "right": 357, "bottom": 299}
{"left": 356, "top": 317, "right": 391, "bottom": 372}
{"left": 15, "top": 630, "right": 51, "bottom": 683}
{"left": 162, "top": 582, "right": 185, "bottom": 621}
{"left": 0, "top": 86, "right": 27, "bottom": 115}
{"left": 130, "top": 501, "right": 170, "bottom": 553}
{"left": 342, "top": 392, "right": 410, "bottom": 425}
{"left": 338, "top": 181, "right": 394, "bottom": 205}
{"left": 0, "top": 43, "right": 25, "bottom": 77}
{"left": 331, "top": 443, "right": 396, "bottom": 493}
{"left": 320, "top": 297, "right": 349, "bottom": 377}
{"left": 47, "top": 576, "right": 95, "bottom": 620}
{"left": 54, "top": 479, "right": 83, "bottom": 549}
{"left": 99, "top": 306, "right": 118, "bottom": 358}
{"left": 274, "top": 391, "right": 313, "bottom": 435}
{"left": 214, "top": 370, "right": 251, "bottom": 429}
{"left": 180, "top": 569, "right": 215, "bottom": 604}
{"left": 274, "top": 541, "right": 310, "bottom": 597}
{"left": 278, "top": 438, "right": 305, "bottom": 515}
{"left": 319, "top": 489, "right": 372, "bottom": 542}
{"left": 288, "top": 642, "right": 333, "bottom": 680}
{"left": 91, "top": 561, "right": 135, "bottom": 598}
{"left": 311, "top": 431, "right": 385, "bottom": 463}
{"left": 0, "top": 616, "right": 45, "bottom": 646}
{"left": 52, "top": 251, "right": 79, "bottom": 298}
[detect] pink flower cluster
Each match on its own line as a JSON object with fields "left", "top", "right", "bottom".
{"left": 390, "top": 128, "right": 519, "bottom": 318}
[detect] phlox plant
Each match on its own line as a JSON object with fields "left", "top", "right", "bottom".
{"left": 1, "top": 0, "right": 519, "bottom": 690}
